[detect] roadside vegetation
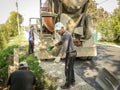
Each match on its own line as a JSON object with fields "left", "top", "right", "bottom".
{"left": 96, "top": 7, "right": 120, "bottom": 43}
{"left": 0, "top": 11, "right": 23, "bottom": 89}
{"left": 19, "top": 38, "right": 55, "bottom": 89}
{"left": 0, "top": 32, "right": 55, "bottom": 89}
{"left": 0, "top": 11, "right": 23, "bottom": 50}
{"left": 0, "top": 10, "right": 55, "bottom": 89}
{"left": 88, "top": 1, "right": 120, "bottom": 44}
{"left": 0, "top": 34, "right": 23, "bottom": 88}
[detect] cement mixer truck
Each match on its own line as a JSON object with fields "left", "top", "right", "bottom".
{"left": 34, "top": 0, "right": 97, "bottom": 60}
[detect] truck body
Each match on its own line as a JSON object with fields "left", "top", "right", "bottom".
{"left": 34, "top": 0, "right": 97, "bottom": 60}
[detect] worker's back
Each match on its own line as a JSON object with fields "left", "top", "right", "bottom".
{"left": 7, "top": 70, "right": 36, "bottom": 90}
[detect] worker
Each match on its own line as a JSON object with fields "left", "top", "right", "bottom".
{"left": 28, "top": 25, "right": 35, "bottom": 54}
{"left": 54, "top": 22, "right": 77, "bottom": 89}
{"left": 7, "top": 61, "right": 37, "bottom": 90}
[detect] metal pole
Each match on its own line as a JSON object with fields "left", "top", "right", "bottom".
{"left": 16, "top": 0, "right": 20, "bottom": 35}
{"left": 40, "top": 0, "right": 42, "bottom": 36}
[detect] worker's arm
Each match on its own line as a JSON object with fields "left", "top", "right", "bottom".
{"left": 55, "top": 34, "right": 66, "bottom": 46}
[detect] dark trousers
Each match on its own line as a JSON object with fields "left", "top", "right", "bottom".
{"left": 65, "top": 53, "right": 76, "bottom": 86}
{"left": 28, "top": 41, "right": 34, "bottom": 54}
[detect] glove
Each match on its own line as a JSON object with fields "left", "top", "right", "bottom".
{"left": 54, "top": 57, "right": 61, "bottom": 63}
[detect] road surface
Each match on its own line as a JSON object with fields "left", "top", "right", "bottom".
{"left": 74, "top": 44, "right": 120, "bottom": 90}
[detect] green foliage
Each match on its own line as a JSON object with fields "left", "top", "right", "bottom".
{"left": 20, "top": 54, "right": 44, "bottom": 76}
{"left": 96, "top": 17, "right": 115, "bottom": 41}
{"left": 6, "top": 11, "right": 23, "bottom": 36}
{"left": 0, "top": 32, "right": 55, "bottom": 89}
{"left": 111, "top": 8, "right": 120, "bottom": 40}
{"left": 0, "top": 33, "right": 24, "bottom": 83}
{"left": 0, "top": 24, "right": 8, "bottom": 50}
{"left": 19, "top": 52, "right": 54, "bottom": 89}
{"left": 87, "top": 0, "right": 115, "bottom": 41}
{"left": 96, "top": 6, "right": 120, "bottom": 42}
{"left": 19, "top": 54, "right": 45, "bottom": 89}
{"left": 87, "top": 0, "right": 109, "bottom": 23}
{"left": 0, "top": 11, "right": 23, "bottom": 50}
{"left": 0, "top": 36, "right": 21, "bottom": 82}
{"left": 0, "top": 45, "right": 17, "bottom": 80}
{"left": 18, "top": 35, "right": 54, "bottom": 89}
{"left": 117, "top": 0, "right": 120, "bottom": 6}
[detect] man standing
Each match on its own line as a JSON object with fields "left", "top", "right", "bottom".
{"left": 7, "top": 61, "right": 37, "bottom": 90}
{"left": 28, "top": 25, "right": 35, "bottom": 54}
{"left": 54, "top": 22, "right": 77, "bottom": 89}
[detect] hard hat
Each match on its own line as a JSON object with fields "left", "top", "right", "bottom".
{"left": 19, "top": 61, "right": 28, "bottom": 68}
{"left": 54, "top": 22, "right": 64, "bottom": 31}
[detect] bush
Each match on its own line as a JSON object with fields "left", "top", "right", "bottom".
{"left": 19, "top": 48, "right": 54, "bottom": 89}
{"left": 0, "top": 45, "right": 18, "bottom": 84}
{"left": 0, "top": 34, "right": 22, "bottom": 86}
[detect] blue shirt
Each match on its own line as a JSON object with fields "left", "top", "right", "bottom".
{"left": 28, "top": 30, "right": 34, "bottom": 41}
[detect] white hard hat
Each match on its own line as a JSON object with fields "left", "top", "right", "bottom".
{"left": 54, "top": 22, "right": 64, "bottom": 31}
{"left": 19, "top": 61, "right": 28, "bottom": 68}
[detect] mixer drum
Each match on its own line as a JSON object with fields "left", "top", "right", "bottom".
{"left": 61, "top": 0, "right": 85, "bottom": 13}
{"left": 42, "top": 0, "right": 86, "bottom": 32}
{"left": 43, "top": 17, "right": 54, "bottom": 33}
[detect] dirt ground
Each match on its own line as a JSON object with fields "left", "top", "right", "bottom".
{"left": 74, "top": 44, "right": 120, "bottom": 90}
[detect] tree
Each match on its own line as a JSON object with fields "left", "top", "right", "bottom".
{"left": 6, "top": 11, "right": 23, "bottom": 36}
{"left": 117, "top": 0, "right": 120, "bottom": 6}
{"left": 0, "top": 11, "right": 23, "bottom": 50}
{"left": 87, "top": 0, "right": 109, "bottom": 25}
{"left": 111, "top": 7, "right": 120, "bottom": 41}
{"left": 0, "top": 24, "right": 8, "bottom": 50}
{"left": 96, "top": 17, "right": 115, "bottom": 41}
{"left": 96, "top": 6, "right": 120, "bottom": 42}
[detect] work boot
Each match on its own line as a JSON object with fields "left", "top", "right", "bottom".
{"left": 61, "top": 83, "right": 71, "bottom": 89}
{"left": 71, "top": 82, "right": 75, "bottom": 86}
